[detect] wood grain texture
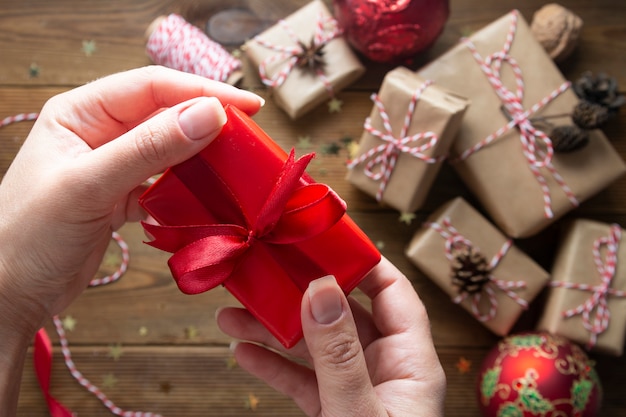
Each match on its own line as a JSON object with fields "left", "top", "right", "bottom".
{"left": 1, "top": 0, "right": 625, "bottom": 415}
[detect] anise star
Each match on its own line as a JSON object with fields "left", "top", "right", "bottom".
{"left": 296, "top": 38, "right": 326, "bottom": 72}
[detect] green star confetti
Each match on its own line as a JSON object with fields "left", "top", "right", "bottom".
{"left": 399, "top": 212, "right": 416, "bottom": 225}
{"left": 226, "top": 356, "right": 238, "bottom": 369}
{"left": 82, "top": 40, "right": 97, "bottom": 56}
{"left": 108, "top": 343, "right": 123, "bottom": 361}
{"left": 102, "top": 373, "right": 118, "bottom": 388}
{"left": 320, "top": 142, "right": 342, "bottom": 156}
{"left": 62, "top": 315, "right": 77, "bottom": 332}
{"left": 296, "top": 135, "right": 312, "bottom": 150}
{"left": 328, "top": 97, "right": 343, "bottom": 113}
{"left": 29, "top": 63, "right": 40, "bottom": 78}
{"left": 375, "top": 240, "right": 386, "bottom": 250}
{"left": 138, "top": 326, "right": 149, "bottom": 337}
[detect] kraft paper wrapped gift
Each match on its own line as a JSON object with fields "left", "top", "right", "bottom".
{"left": 139, "top": 105, "right": 380, "bottom": 348}
{"left": 245, "top": 0, "right": 365, "bottom": 119}
{"left": 346, "top": 66, "right": 468, "bottom": 213}
{"left": 417, "top": 10, "right": 626, "bottom": 238}
{"left": 537, "top": 219, "right": 626, "bottom": 356}
{"left": 406, "top": 197, "right": 550, "bottom": 335}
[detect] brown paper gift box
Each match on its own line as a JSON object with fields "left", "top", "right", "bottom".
{"left": 346, "top": 67, "right": 468, "bottom": 213}
{"left": 537, "top": 219, "right": 626, "bottom": 356}
{"left": 406, "top": 197, "right": 550, "bottom": 335}
{"left": 417, "top": 10, "right": 626, "bottom": 238}
{"left": 245, "top": 0, "right": 365, "bottom": 119}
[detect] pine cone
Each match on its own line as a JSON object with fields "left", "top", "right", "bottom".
{"left": 572, "top": 100, "right": 610, "bottom": 129}
{"left": 573, "top": 72, "right": 625, "bottom": 113}
{"left": 450, "top": 246, "right": 491, "bottom": 294}
{"left": 550, "top": 125, "right": 590, "bottom": 153}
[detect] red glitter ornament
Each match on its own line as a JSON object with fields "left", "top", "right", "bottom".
{"left": 332, "top": 0, "right": 449, "bottom": 63}
{"left": 477, "top": 332, "right": 602, "bottom": 417}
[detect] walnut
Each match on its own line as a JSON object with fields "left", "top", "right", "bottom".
{"left": 531, "top": 3, "right": 583, "bottom": 62}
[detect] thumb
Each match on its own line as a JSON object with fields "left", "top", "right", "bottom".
{"left": 82, "top": 96, "right": 226, "bottom": 202}
{"left": 302, "top": 276, "right": 385, "bottom": 417}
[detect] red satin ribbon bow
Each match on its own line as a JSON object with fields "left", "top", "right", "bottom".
{"left": 34, "top": 329, "right": 74, "bottom": 417}
{"left": 143, "top": 149, "right": 347, "bottom": 295}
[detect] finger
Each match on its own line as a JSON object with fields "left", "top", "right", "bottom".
{"left": 347, "top": 296, "right": 381, "bottom": 349}
{"left": 301, "top": 276, "right": 386, "bottom": 417}
{"left": 73, "top": 96, "right": 226, "bottom": 205}
{"left": 51, "top": 66, "right": 264, "bottom": 147}
{"left": 215, "top": 307, "right": 311, "bottom": 361}
{"left": 231, "top": 342, "right": 321, "bottom": 416}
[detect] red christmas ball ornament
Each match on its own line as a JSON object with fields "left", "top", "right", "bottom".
{"left": 477, "top": 332, "right": 602, "bottom": 417}
{"left": 331, "top": 0, "right": 449, "bottom": 63}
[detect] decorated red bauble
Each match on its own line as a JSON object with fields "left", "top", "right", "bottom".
{"left": 477, "top": 332, "right": 602, "bottom": 417}
{"left": 331, "top": 0, "right": 449, "bottom": 63}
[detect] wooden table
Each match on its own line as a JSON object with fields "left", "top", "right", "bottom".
{"left": 2, "top": 0, "right": 625, "bottom": 415}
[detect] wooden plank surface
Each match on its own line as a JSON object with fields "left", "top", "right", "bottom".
{"left": 1, "top": 0, "right": 625, "bottom": 415}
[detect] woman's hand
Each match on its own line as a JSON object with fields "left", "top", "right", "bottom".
{"left": 217, "top": 257, "right": 446, "bottom": 417}
{"left": 0, "top": 66, "right": 263, "bottom": 336}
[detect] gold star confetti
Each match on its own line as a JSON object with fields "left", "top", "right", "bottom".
{"left": 399, "top": 212, "right": 416, "bottom": 225}
{"left": 138, "top": 326, "right": 149, "bottom": 337}
{"left": 102, "top": 250, "right": 121, "bottom": 268}
{"left": 456, "top": 357, "right": 472, "bottom": 374}
{"left": 29, "top": 63, "right": 40, "bottom": 78}
{"left": 328, "top": 97, "right": 343, "bottom": 113}
{"left": 108, "top": 343, "right": 123, "bottom": 361}
{"left": 375, "top": 240, "right": 386, "bottom": 250}
{"left": 296, "top": 135, "right": 312, "bottom": 150}
{"left": 231, "top": 48, "right": 242, "bottom": 58}
{"left": 82, "top": 39, "right": 97, "bottom": 56}
{"left": 346, "top": 140, "right": 360, "bottom": 160}
{"left": 102, "top": 373, "right": 118, "bottom": 388}
{"left": 245, "top": 393, "right": 260, "bottom": 410}
{"left": 62, "top": 315, "right": 77, "bottom": 332}
{"left": 185, "top": 325, "right": 199, "bottom": 340}
{"left": 226, "top": 355, "right": 238, "bottom": 370}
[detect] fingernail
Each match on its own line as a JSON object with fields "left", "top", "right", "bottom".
{"left": 179, "top": 97, "right": 226, "bottom": 141}
{"left": 308, "top": 275, "right": 343, "bottom": 325}
{"left": 229, "top": 340, "right": 239, "bottom": 352}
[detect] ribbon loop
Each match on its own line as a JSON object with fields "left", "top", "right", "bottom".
{"left": 347, "top": 80, "right": 444, "bottom": 201}
{"left": 145, "top": 149, "right": 347, "bottom": 294}
{"left": 455, "top": 10, "right": 578, "bottom": 218}
{"left": 427, "top": 217, "right": 527, "bottom": 322}
{"left": 551, "top": 224, "right": 626, "bottom": 349}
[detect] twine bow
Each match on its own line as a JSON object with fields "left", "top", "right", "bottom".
{"left": 347, "top": 80, "right": 443, "bottom": 201}
{"left": 254, "top": 13, "right": 342, "bottom": 93}
{"left": 551, "top": 224, "right": 626, "bottom": 349}
{"left": 427, "top": 217, "right": 528, "bottom": 322}
{"left": 455, "top": 10, "right": 578, "bottom": 218}
{"left": 143, "top": 150, "right": 346, "bottom": 295}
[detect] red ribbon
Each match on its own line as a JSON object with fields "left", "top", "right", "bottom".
{"left": 143, "top": 149, "right": 347, "bottom": 294}
{"left": 34, "top": 328, "right": 74, "bottom": 417}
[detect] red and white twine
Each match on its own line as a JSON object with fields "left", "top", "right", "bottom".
{"left": 1, "top": 113, "right": 157, "bottom": 416}
{"left": 551, "top": 224, "right": 626, "bottom": 349}
{"left": 253, "top": 13, "right": 341, "bottom": 93}
{"left": 347, "top": 80, "right": 444, "bottom": 201}
{"left": 146, "top": 13, "right": 242, "bottom": 83}
{"left": 427, "top": 217, "right": 528, "bottom": 322}
{"left": 455, "top": 10, "right": 578, "bottom": 218}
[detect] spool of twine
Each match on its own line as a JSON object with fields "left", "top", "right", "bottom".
{"left": 145, "top": 14, "right": 243, "bottom": 85}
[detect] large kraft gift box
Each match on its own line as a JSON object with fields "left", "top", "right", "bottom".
{"left": 537, "top": 219, "right": 626, "bottom": 356}
{"left": 139, "top": 105, "right": 381, "bottom": 348}
{"left": 346, "top": 66, "right": 468, "bottom": 213}
{"left": 245, "top": 0, "right": 365, "bottom": 119}
{"left": 406, "top": 197, "right": 549, "bottom": 335}
{"left": 417, "top": 10, "right": 626, "bottom": 238}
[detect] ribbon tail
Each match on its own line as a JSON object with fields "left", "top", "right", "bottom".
{"left": 34, "top": 329, "right": 75, "bottom": 417}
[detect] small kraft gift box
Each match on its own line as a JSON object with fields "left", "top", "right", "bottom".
{"left": 417, "top": 10, "right": 626, "bottom": 238}
{"left": 346, "top": 66, "right": 468, "bottom": 213}
{"left": 405, "top": 197, "right": 549, "bottom": 335}
{"left": 537, "top": 219, "right": 626, "bottom": 356}
{"left": 245, "top": 0, "right": 365, "bottom": 119}
{"left": 139, "top": 105, "right": 381, "bottom": 348}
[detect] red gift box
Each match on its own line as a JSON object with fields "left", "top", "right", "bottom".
{"left": 139, "top": 105, "right": 380, "bottom": 347}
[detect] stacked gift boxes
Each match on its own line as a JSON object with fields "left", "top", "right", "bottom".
{"left": 141, "top": 2, "right": 626, "bottom": 355}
